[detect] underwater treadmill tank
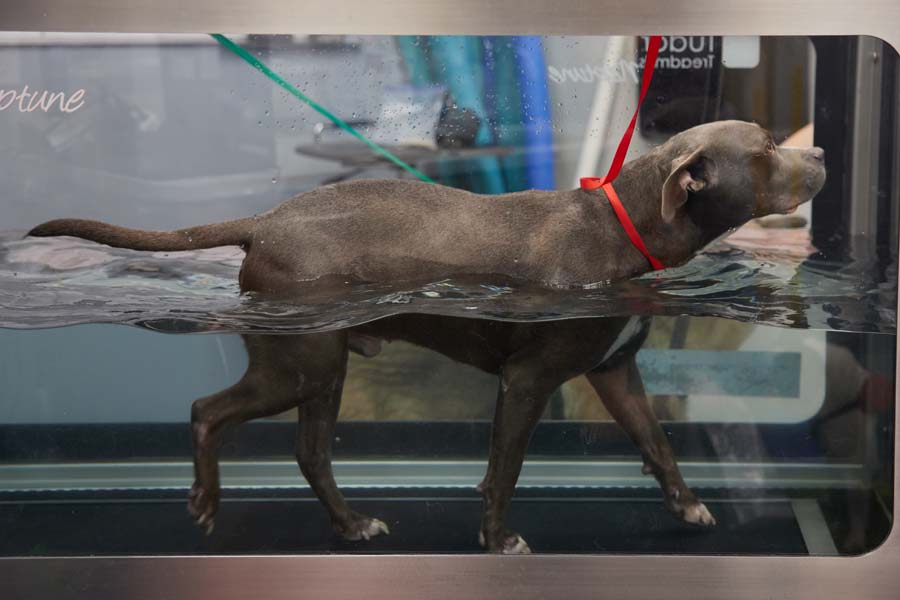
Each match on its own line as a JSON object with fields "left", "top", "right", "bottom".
{"left": 0, "top": 6, "right": 898, "bottom": 597}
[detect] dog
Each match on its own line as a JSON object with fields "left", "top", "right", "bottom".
{"left": 27, "top": 120, "right": 826, "bottom": 552}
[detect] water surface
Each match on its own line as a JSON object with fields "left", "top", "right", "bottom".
{"left": 0, "top": 227, "right": 894, "bottom": 334}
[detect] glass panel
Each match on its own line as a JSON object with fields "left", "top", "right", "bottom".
{"left": 0, "top": 33, "right": 895, "bottom": 557}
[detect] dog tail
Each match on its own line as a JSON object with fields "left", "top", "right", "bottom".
{"left": 27, "top": 217, "right": 256, "bottom": 251}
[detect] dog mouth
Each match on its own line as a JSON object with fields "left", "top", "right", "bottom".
{"left": 776, "top": 201, "right": 804, "bottom": 215}
{"left": 806, "top": 165, "right": 826, "bottom": 192}
{"left": 806, "top": 166, "right": 827, "bottom": 195}
{"left": 777, "top": 166, "right": 826, "bottom": 214}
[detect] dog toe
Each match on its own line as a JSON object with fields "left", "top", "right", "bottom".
{"left": 501, "top": 534, "right": 532, "bottom": 554}
{"left": 481, "top": 530, "right": 532, "bottom": 554}
{"left": 360, "top": 518, "right": 390, "bottom": 540}
{"left": 187, "top": 483, "right": 219, "bottom": 532}
{"left": 337, "top": 514, "right": 391, "bottom": 541}
{"left": 682, "top": 501, "right": 716, "bottom": 527}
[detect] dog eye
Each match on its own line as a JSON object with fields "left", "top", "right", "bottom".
{"left": 765, "top": 140, "right": 776, "bottom": 154}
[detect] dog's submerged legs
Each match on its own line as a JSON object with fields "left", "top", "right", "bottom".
{"left": 186, "top": 317, "right": 713, "bottom": 550}
{"left": 477, "top": 335, "right": 613, "bottom": 554}
{"left": 293, "top": 334, "right": 390, "bottom": 540}
{"left": 587, "top": 356, "right": 715, "bottom": 526}
{"left": 188, "top": 332, "right": 388, "bottom": 539}
{"left": 187, "top": 333, "right": 328, "bottom": 531}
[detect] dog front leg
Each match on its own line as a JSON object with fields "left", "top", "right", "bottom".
{"left": 587, "top": 356, "right": 715, "bottom": 526}
{"left": 479, "top": 351, "right": 577, "bottom": 554}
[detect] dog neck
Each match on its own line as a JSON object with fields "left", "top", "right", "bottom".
{"left": 602, "top": 151, "right": 724, "bottom": 271}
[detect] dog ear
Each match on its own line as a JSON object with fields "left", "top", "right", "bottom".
{"left": 661, "top": 149, "right": 712, "bottom": 223}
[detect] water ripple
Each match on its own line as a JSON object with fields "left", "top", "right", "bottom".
{"left": 0, "top": 228, "right": 895, "bottom": 334}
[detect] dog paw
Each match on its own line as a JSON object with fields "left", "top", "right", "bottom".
{"left": 681, "top": 501, "right": 716, "bottom": 527}
{"left": 664, "top": 487, "right": 716, "bottom": 527}
{"left": 479, "top": 530, "right": 532, "bottom": 554}
{"left": 187, "top": 483, "right": 219, "bottom": 535}
{"left": 335, "top": 514, "right": 390, "bottom": 541}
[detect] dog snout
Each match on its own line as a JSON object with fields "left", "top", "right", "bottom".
{"left": 807, "top": 146, "right": 825, "bottom": 163}
{"left": 804, "top": 146, "right": 827, "bottom": 195}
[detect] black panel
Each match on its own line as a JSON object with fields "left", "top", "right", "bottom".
{"left": 0, "top": 420, "right": 840, "bottom": 462}
{"left": 809, "top": 36, "right": 857, "bottom": 257}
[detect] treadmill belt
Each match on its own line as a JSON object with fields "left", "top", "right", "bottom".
{"left": 0, "top": 488, "right": 808, "bottom": 556}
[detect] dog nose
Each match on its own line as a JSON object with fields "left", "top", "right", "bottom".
{"left": 808, "top": 147, "right": 825, "bottom": 163}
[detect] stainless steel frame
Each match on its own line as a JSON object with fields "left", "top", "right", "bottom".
{"left": 1, "top": 1, "right": 898, "bottom": 598}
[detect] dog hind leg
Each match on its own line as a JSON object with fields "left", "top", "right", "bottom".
{"left": 188, "top": 333, "right": 346, "bottom": 533}
{"left": 294, "top": 333, "right": 389, "bottom": 541}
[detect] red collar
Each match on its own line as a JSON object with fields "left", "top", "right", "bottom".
{"left": 580, "top": 178, "right": 665, "bottom": 271}
{"left": 579, "top": 35, "right": 664, "bottom": 272}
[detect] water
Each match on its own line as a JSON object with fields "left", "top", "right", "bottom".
{"left": 0, "top": 226, "right": 894, "bottom": 334}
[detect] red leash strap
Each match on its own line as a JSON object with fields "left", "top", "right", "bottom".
{"left": 602, "top": 182, "right": 665, "bottom": 270}
{"left": 580, "top": 35, "right": 664, "bottom": 270}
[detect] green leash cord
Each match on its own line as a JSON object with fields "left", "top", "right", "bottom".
{"left": 211, "top": 34, "right": 436, "bottom": 184}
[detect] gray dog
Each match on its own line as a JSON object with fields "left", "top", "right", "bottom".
{"left": 29, "top": 120, "right": 826, "bottom": 552}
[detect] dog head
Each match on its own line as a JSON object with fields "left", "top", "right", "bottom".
{"left": 659, "top": 120, "right": 827, "bottom": 229}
